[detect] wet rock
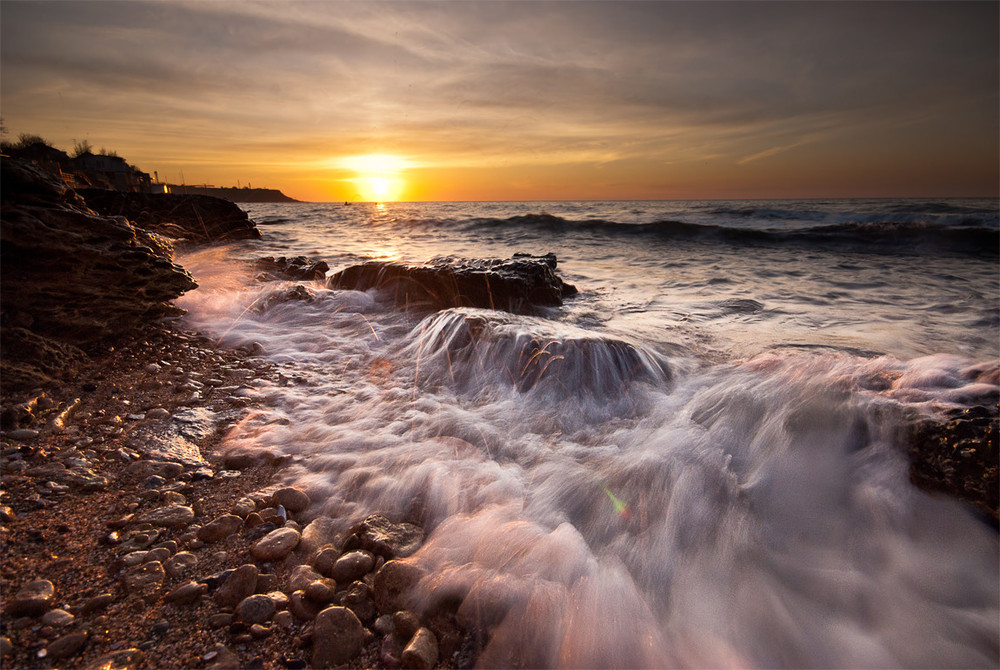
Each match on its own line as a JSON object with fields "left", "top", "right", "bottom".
{"left": 197, "top": 514, "right": 243, "bottom": 542}
{"left": 214, "top": 564, "right": 259, "bottom": 607}
{"left": 392, "top": 611, "right": 421, "bottom": 641}
{"left": 122, "top": 561, "right": 165, "bottom": 597}
{"left": 332, "top": 550, "right": 375, "bottom": 583}
{"left": 274, "top": 610, "right": 295, "bottom": 630}
{"left": 251, "top": 526, "right": 301, "bottom": 561}
{"left": 328, "top": 253, "right": 577, "bottom": 315}
{"left": 299, "top": 516, "right": 337, "bottom": 557}
{"left": 128, "top": 408, "right": 230, "bottom": 468}
{"left": 305, "top": 579, "right": 337, "bottom": 605}
{"left": 253, "top": 256, "right": 330, "bottom": 282}
{"left": 78, "top": 189, "right": 262, "bottom": 244}
{"left": 312, "top": 606, "right": 364, "bottom": 668}
{"left": 272, "top": 486, "right": 310, "bottom": 512}
{"left": 909, "top": 405, "right": 999, "bottom": 522}
{"left": 138, "top": 504, "right": 195, "bottom": 528}
{"left": 45, "top": 630, "right": 89, "bottom": 660}
{"left": 164, "top": 551, "right": 198, "bottom": 579}
{"left": 349, "top": 513, "right": 424, "bottom": 559}
{"left": 401, "top": 628, "right": 438, "bottom": 670}
{"left": 373, "top": 561, "right": 426, "bottom": 614}
{"left": 164, "top": 581, "right": 208, "bottom": 605}
{"left": 237, "top": 594, "right": 277, "bottom": 624}
{"left": 10, "top": 579, "right": 55, "bottom": 616}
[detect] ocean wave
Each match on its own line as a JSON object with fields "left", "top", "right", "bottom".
{"left": 459, "top": 213, "right": 998, "bottom": 255}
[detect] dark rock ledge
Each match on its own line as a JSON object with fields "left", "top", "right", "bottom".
{"left": 328, "top": 253, "right": 578, "bottom": 315}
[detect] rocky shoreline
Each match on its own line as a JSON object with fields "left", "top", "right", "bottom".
{"left": 0, "top": 324, "right": 477, "bottom": 669}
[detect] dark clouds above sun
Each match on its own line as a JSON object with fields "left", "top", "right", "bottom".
{"left": 2, "top": 1, "right": 997, "bottom": 201}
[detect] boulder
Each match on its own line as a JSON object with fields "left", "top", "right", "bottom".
{"left": 328, "top": 253, "right": 577, "bottom": 315}
{"left": 78, "top": 188, "right": 261, "bottom": 244}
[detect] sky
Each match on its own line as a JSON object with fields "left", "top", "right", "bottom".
{"left": 2, "top": 1, "right": 997, "bottom": 202}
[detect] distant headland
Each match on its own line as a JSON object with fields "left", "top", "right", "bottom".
{"left": 0, "top": 133, "right": 298, "bottom": 203}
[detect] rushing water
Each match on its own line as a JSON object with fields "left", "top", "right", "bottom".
{"left": 177, "top": 199, "right": 999, "bottom": 668}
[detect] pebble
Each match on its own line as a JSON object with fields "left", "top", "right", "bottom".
{"left": 122, "top": 561, "right": 165, "bottom": 597}
{"left": 164, "top": 551, "right": 198, "bottom": 579}
{"left": 272, "top": 487, "right": 310, "bottom": 513}
{"left": 205, "top": 643, "right": 240, "bottom": 670}
{"left": 332, "top": 550, "right": 375, "bottom": 583}
{"left": 287, "top": 564, "right": 322, "bottom": 592}
{"left": 138, "top": 504, "right": 195, "bottom": 528}
{"left": 313, "top": 547, "right": 340, "bottom": 576}
{"left": 393, "top": 610, "right": 421, "bottom": 641}
{"left": 123, "top": 550, "right": 149, "bottom": 567}
{"left": 144, "top": 547, "right": 172, "bottom": 564}
{"left": 214, "top": 563, "right": 258, "bottom": 607}
{"left": 373, "top": 560, "right": 426, "bottom": 615}
{"left": 45, "top": 630, "right": 89, "bottom": 659}
{"left": 311, "top": 606, "right": 364, "bottom": 668}
{"left": 164, "top": 581, "right": 208, "bottom": 605}
{"left": 251, "top": 623, "right": 272, "bottom": 638}
{"left": 10, "top": 579, "right": 55, "bottom": 616}
{"left": 146, "top": 408, "right": 170, "bottom": 420}
{"left": 0, "top": 637, "right": 11, "bottom": 656}
{"left": 257, "top": 573, "right": 280, "bottom": 592}
{"left": 230, "top": 497, "right": 257, "bottom": 517}
{"left": 85, "top": 648, "right": 145, "bottom": 669}
{"left": 161, "top": 491, "right": 186, "bottom": 505}
{"left": 305, "top": 579, "right": 337, "bottom": 605}
{"left": 197, "top": 514, "right": 243, "bottom": 542}
{"left": 273, "top": 610, "right": 294, "bottom": 630}
{"left": 237, "top": 594, "right": 276, "bottom": 624}
{"left": 251, "top": 526, "right": 301, "bottom": 561}
{"left": 81, "top": 593, "right": 115, "bottom": 614}
{"left": 266, "top": 590, "right": 291, "bottom": 610}
{"left": 289, "top": 590, "right": 322, "bottom": 621}
{"left": 41, "top": 608, "right": 75, "bottom": 627}
{"left": 207, "top": 613, "right": 233, "bottom": 629}
{"left": 401, "top": 628, "right": 438, "bottom": 670}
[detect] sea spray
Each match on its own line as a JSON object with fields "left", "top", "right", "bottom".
{"left": 175, "top": 198, "right": 999, "bottom": 667}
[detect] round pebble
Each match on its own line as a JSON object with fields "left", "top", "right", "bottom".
{"left": 251, "top": 526, "right": 300, "bottom": 561}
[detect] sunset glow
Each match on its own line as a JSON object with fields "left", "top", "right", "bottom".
{"left": 1, "top": 2, "right": 996, "bottom": 201}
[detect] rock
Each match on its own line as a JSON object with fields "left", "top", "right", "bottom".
{"left": 45, "top": 630, "right": 89, "bottom": 659}
{"left": 197, "top": 514, "right": 243, "bottom": 542}
{"left": 143, "top": 547, "right": 171, "bottom": 564}
{"left": 350, "top": 513, "right": 424, "bottom": 559}
{"left": 328, "top": 253, "right": 577, "bottom": 315}
{"left": 392, "top": 611, "right": 421, "bottom": 641}
{"left": 207, "top": 613, "right": 233, "bottom": 628}
{"left": 272, "top": 487, "right": 310, "bottom": 512}
{"left": 78, "top": 189, "right": 262, "bottom": 244}
{"left": 250, "top": 623, "right": 272, "bottom": 638}
{"left": 41, "top": 608, "right": 75, "bottom": 627}
{"left": 164, "top": 551, "right": 198, "bottom": 579}
{"left": 0, "top": 637, "right": 11, "bottom": 656}
{"left": 203, "top": 642, "right": 241, "bottom": 670}
{"left": 253, "top": 256, "right": 330, "bottom": 282}
{"left": 305, "top": 579, "right": 337, "bottom": 605}
{"left": 313, "top": 547, "right": 340, "bottom": 577}
{"left": 251, "top": 526, "right": 301, "bottom": 561}
{"left": 401, "top": 628, "right": 438, "bottom": 670}
{"left": 265, "top": 590, "right": 290, "bottom": 610}
{"left": 9, "top": 579, "right": 55, "bottom": 616}
{"left": 122, "top": 561, "right": 165, "bottom": 597}
{"left": 274, "top": 610, "right": 294, "bottom": 629}
{"left": 81, "top": 593, "right": 115, "bottom": 614}
{"left": 257, "top": 573, "right": 280, "bottom": 592}
{"left": 909, "top": 405, "right": 998, "bottom": 522}
{"left": 332, "top": 550, "right": 375, "bottom": 583}
{"left": 128, "top": 408, "right": 230, "bottom": 468}
{"left": 289, "top": 590, "right": 322, "bottom": 621}
{"left": 6, "top": 428, "right": 39, "bottom": 441}
{"left": 164, "top": 581, "right": 208, "bottom": 605}
{"left": 237, "top": 594, "right": 276, "bottom": 624}
{"left": 341, "top": 581, "right": 377, "bottom": 625}
{"left": 299, "top": 516, "right": 338, "bottom": 557}
{"left": 138, "top": 504, "right": 194, "bottom": 528}
{"left": 214, "top": 564, "right": 259, "bottom": 607}
{"left": 146, "top": 408, "right": 170, "bottom": 421}
{"left": 222, "top": 450, "right": 257, "bottom": 470}
{"left": 230, "top": 497, "right": 256, "bottom": 517}
{"left": 312, "top": 606, "right": 364, "bottom": 668}
{"left": 26, "top": 462, "right": 109, "bottom": 491}
{"left": 1, "top": 159, "right": 197, "bottom": 392}
{"left": 82, "top": 648, "right": 144, "bottom": 670}
{"left": 373, "top": 561, "right": 426, "bottom": 614}
{"left": 287, "top": 564, "right": 322, "bottom": 592}
{"left": 124, "top": 460, "right": 183, "bottom": 479}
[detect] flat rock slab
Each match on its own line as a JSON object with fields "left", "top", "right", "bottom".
{"left": 129, "top": 408, "right": 240, "bottom": 467}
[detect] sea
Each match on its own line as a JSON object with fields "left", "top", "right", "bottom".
{"left": 176, "top": 198, "right": 999, "bottom": 668}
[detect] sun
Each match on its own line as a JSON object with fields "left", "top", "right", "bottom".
{"left": 335, "top": 154, "right": 411, "bottom": 202}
